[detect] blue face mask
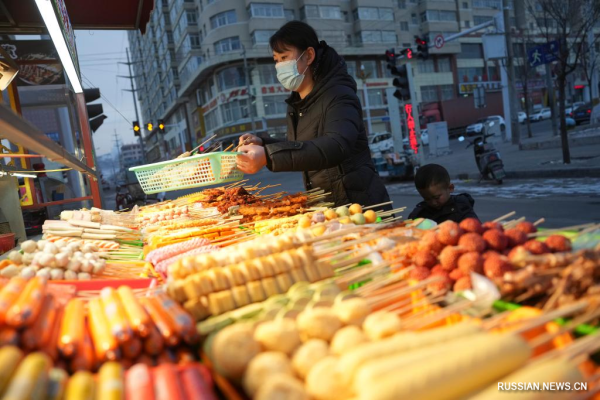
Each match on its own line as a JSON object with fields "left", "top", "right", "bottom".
{"left": 276, "top": 51, "right": 308, "bottom": 92}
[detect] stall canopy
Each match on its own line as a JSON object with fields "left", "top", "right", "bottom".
{"left": 0, "top": 0, "right": 154, "bottom": 33}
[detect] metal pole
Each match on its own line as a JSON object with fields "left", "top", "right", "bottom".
{"left": 503, "top": 0, "right": 519, "bottom": 145}
{"left": 242, "top": 45, "right": 257, "bottom": 136}
{"left": 125, "top": 48, "right": 146, "bottom": 163}
{"left": 545, "top": 63, "right": 559, "bottom": 136}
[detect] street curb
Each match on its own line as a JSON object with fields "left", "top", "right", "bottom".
{"left": 455, "top": 168, "right": 600, "bottom": 181}
{"left": 519, "top": 134, "right": 600, "bottom": 150}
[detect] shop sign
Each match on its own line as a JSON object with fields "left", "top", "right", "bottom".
{"left": 459, "top": 81, "right": 501, "bottom": 94}
{"left": 261, "top": 85, "right": 290, "bottom": 95}
{"left": 405, "top": 104, "right": 418, "bottom": 154}
{"left": 51, "top": 0, "right": 80, "bottom": 76}
{"left": 0, "top": 40, "right": 65, "bottom": 86}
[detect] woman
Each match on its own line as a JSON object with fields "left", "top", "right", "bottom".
{"left": 236, "top": 21, "right": 390, "bottom": 209}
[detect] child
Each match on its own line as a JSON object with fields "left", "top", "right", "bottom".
{"left": 408, "top": 164, "right": 479, "bottom": 224}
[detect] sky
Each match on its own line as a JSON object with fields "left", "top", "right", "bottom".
{"left": 75, "top": 30, "right": 139, "bottom": 157}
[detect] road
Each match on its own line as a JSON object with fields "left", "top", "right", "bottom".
{"left": 100, "top": 166, "right": 600, "bottom": 229}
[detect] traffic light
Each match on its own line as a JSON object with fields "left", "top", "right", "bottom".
{"left": 133, "top": 121, "right": 141, "bottom": 137}
{"left": 400, "top": 48, "right": 413, "bottom": 59}
{"left": 83, "top": 88, "right": 107, "bottom": 133}
{"left": 415, "top": 36, "right": 429, "bottom": 60}
{"left": 146, "top": 122, "right": 153, "bottom": 132}
{"left": 158, "top": 119, "right": 166, "bottom": 134}
{"left": 392, "top": 65, "right": 411, "bottom": 102}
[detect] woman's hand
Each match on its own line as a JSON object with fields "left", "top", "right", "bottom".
{"left": 239, "top": 134, "right": 263, "bottom": 147}
{"left": 236, "top": 145, "right": 267, "bottom": 174}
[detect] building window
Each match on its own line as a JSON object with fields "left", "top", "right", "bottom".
{"left": 346, "top": 61, "right": 357, "bottom": 78}
{"left": 301, "top": 5, "right": 341, "bottom": 20}
{"left": 221, "top": 98, "right": 251, "bottom": 124}
{"left": 441, "top": 84, "right": 454, "bottom": 100}
{"left": 421, "top": 85, "right": 439, "bottom": 102}
{"left": 258, "top": 64, "right": 278, "bottom": 84}
{"left": 418, "top": 59, "right": 435, "bottom": 73}
{"left": 252, "top": 30, "right": 276, "bottom": 45}
{"left": 210, "top": 10, "right": 236, "bottom": 29}
{"left": 217, "top": 66, "right": 246, "bottom": 90}
{"left": 423, "top": 10, "right": 457, "bottom": 22}
{"left": 249, "top": 3, "right": 284, "bottom": 18}
{"left": 438, "top": 57, "right": 452, "bottom": 72}
{"left": 458, "top": 43, "right": 483, "bottom": 59}
{"left": 189, "top": 33, "right": 201, "bottom": 49}
{"left": 457, "top": 67, "right": 484, "bottom": 82}
{"left": 473, "top": 15, "right": 493, "bottom": 25}
{"left": 186, "top": 10, "right": 198, "bottom": 25}
{"left": 214, "top": 36, "right": 241, "bottom": 55}
{"left": 411, "top": 13, "right": 418, "bottom": 24}
{"left": 204, "top": 109, "right": 219, "bottom": 132}
{"left": 473, "top": 0, "right": 501, "bottom": 9}
{"left": 320, "top": 30, "right": 346, "bottom": 46}
{"left": 382, "top": 31, "right": 397, "bottom": 43}
{"left": 487, "top": 65, "right": 499, "bottom": 80}
{"left": 398, "top": 0, "right": 406, "bottom": 9}
{"left": 400, "top": 21, "right": 409, "bottom": 31}
{"left": 367, "top": 89, "right": 385, "bottom": 107}
{"left": 354, "top": 7, "right": 394, "bottom": 21}
{"left": 462, "top": 1, "right": 469, "bottom": 8}
{"left": 284, "top": 9, "right": 295, "bottom": 21}
{"left": 464, "top": 20, "right": 471, "bottom": 28}
{"left": 263, "top": 95, "right": 288, "bottom": 115}
{"left": 359, "top": 60, "right": 380, "bottom": 79}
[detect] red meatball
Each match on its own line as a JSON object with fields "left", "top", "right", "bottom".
{"left": 437, "top": 221, "right": 463, "bottom": 246}
{"left": 449, "top": 268, "right": 466, "bottom": 282}
{"left": 413, "top": 250, "right": 438, "bottom": 269}
{"left": 545, "top": 235, "right": 572, "bottom": 253}
{"left": 484, "top": 256, "right": 513, "bottom": 279}
{"left": 458, "top": 233, "right": 486, "bottom": 253}
{"left": 410, "top": 266, "right": 431, "bottom": 281}
{"left": 431, "top": 264, "right": 444, "bottom": 274}
{"left": 483, "top": 229, "right": 509, "bottom": 251}
{"left": 504, "top": 228, "right": 528, "bottom": 248}
{"left": 515, "top": 221, "right": 537, "bottom": 234}
{"left": 453, "top": 276, "right": 473, "bottom": 292}
{"left": 458, "top": 252, "right": 484, "bottom": 274}
{"left": 459, "top": 218, "right": 484, "bottom": 234}
{"left": 439, "top": 246, "right": 465, "bottom": 271}
{"left": 419, "top": 232, "right": 445, "bottom": 256}
{"left": 523, "top": 239, "right": 550, "bottom": 255}
{"left": 482, "top": 221, "right": 504, "bottom": 232}
{"left": 483, "top": 250, "right": 501, "bottom": 260}
{"left": 428, "top": 270, "right": 452, "bottom": 294}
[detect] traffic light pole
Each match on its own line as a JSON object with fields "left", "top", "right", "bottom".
{"left": 121, "top": 48, "right": 146, "bottom": 164}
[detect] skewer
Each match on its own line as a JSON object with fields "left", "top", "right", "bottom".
{"left": 176, "top": 134, "right": 216, "bottom": 159}
{"left": 404, "top": 300, "right": 475, "bottom": 331}
{"left": 362, "top": 201, "right": 394, "bottom": 210}
{"left": 502, "top": 301, "right": 590, "bottom": 336}
{"left": 528, "top": 222, "right": 596, "bottom": 238}
{"left": 502, "top": 217, "right": 526, "bottom": 230}
{"left": 528, "top": 306, "right": 600, "bottom": 349}
{"left": 223, "top": 144, "right": 234, "bottom": 152}
{"left": 533, "top": 218, "right": 545, "bottom": 226}
{"left": 493, "top": 211, "right": 516, "bottom": 223}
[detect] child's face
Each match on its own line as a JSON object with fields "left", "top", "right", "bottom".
{"left": 417, "top": 183, "right": 454, "bottom": 210}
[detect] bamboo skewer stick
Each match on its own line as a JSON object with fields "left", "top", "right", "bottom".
{"left": 528, "top": 223, "right": 596, "bottom": 237}
{"left": 493, "top": 211, "right": 517, "bottom": 223}
{"left": 404, "top": 300, "right": 475, "bottom": 331}
{"left": 223, "top": 143, "right": 234, "bottom": 152}
{"left": 362, "top": 201, "right": 394, "bottom": 210}
{"left": 177, "top": 134, "right": 216, "bottom": 159}
{"left": 508, "top": 301, "right": 590, "bottom": 336}
{"left": 528, "top": 306, "right": 600, "bottom": 349}
{"left": 533, "top": 218, "right": 545, "bottom": 226}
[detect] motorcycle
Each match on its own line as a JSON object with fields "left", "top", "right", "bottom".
{"left": 459, "top": 121, "right": 506, "bottom": 184}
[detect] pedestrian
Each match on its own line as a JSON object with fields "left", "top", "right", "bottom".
{"left": 236, "top": 21, "right": 390, "bottom": 209}
{"left": 408, "top": 164, "right": 479, "bottom": 224}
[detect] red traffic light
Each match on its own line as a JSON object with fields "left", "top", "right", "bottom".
{"left": 406, "top": 49, "right": 413, "bottom": 59}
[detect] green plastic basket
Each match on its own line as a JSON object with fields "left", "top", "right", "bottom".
{"left": 129, "top": 152, "right": 244, "bottom": 194}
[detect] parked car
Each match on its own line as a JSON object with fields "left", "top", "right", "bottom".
{"left": 420, "top": 129, "right": 429, "bottom": 146}
{"left": 466, "top": 116, "right": 505, "bottom": 136}
{"left": 572, "top": 101, "right": 585, "bottom": 110}
{"left": 573, "top": 103, "right": 592, "bottom": 125}
{"left": 368, "top": 132, "right": 394, "bottom": 153}
{"left": 518, "top": 112, "right": 527, "bottom": 123}
{"left": 529, "top": 108, "right": 551, "bottom": 122}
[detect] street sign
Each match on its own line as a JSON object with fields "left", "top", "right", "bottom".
{"left": 434, "top": 34, "right": 445, "bottom": 49}
{"left": 527, "top": 41, "right": 559, "bottom": 67}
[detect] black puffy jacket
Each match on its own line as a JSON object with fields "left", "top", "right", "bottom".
{"left": 263, "top": 44, "right": 390, "bottom": 209}
{"left": 408, "top": 193, "right": 480, "bottom": 224}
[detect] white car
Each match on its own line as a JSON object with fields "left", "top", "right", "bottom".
{"left": 466, "top": 115, "right": 505, "bottom": 136}
{"left": 518, "top": 112, "right": 527, "bottom": 123}
{"left": 420, "top": 129, "right": 429, "bottom": 146}
{"left": 368, "top": 132, "right": 393, "bottom": 153}
{"left": 529, "top": 108, "right": 551, "bottom": 122}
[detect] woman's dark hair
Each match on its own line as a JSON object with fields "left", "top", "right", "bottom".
{"left": 270, "top": 21, "right": 327, "bottom": 80}
{"left": 269, "top": 21, "right": 319, "bottom": 54}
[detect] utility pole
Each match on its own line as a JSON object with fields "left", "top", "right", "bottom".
{"left": 503, "top": 0, "right": 519, "bottom": 145}
{"left": 112, "top": 130, "right": 123, "bottom": 178}
{"left": 241, "top": 45, "right": 257, "bottom": 136}
{"left": 359, "top": 65, "right": 373, "bottom": 135}
{"left": 118, "top": 48, "right": 146, "bottom": 163}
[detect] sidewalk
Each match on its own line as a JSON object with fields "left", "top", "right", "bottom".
{"left": 424, "top": 125, "right": 600, "bottom": 180}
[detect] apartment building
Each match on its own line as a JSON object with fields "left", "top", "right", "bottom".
{"left": 120, "top": 143, "right": 144, "bottom": 169}
{"left": 128, "top": 0, "right": 593, "bottom": 160}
